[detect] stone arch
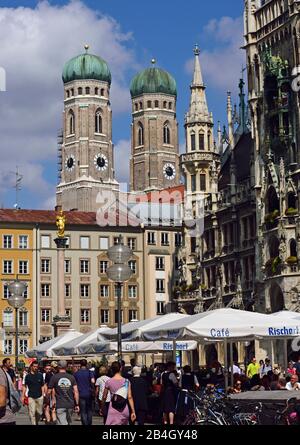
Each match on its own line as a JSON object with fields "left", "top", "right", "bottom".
{"left": 287, "top": 192, "right": 297, "bottom": 209}
{"left": 269, "top": 235, "right": 280, "bottom": 259}
{"left": 290, "top": 239, "right": 297, "bottom": 257}
{"left": 269, "top": 283, "right": 285, "bottom": 313}
{"left": 266, "top": 186, "right": 280, "bottom": 213}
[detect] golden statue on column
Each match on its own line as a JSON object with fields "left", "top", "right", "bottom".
{"left": 56, "top": 210, "right": 66, "bottom": 238}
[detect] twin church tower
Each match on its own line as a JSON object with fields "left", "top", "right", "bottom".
{"left": 56, "top": 45, "right": 217, "bottom": 212}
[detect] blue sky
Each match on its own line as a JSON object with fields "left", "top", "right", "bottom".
{"left": 0, "top": 0, "right": 245, "bottom": 209}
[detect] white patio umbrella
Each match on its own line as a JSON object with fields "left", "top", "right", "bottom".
{"left": 99, "top": 313, "right": 188, "bottom": 342}
{"left": 53, "top": 327, "right": 111, "bottom": 356}
{"left": 78, "top": 340, "right": 198, "bottom": 355}
{"left": 141, "top": 309, "right": 300, "bottom": 341}
{"left": 272, "top": 311, "right": 300, "bottom": 320}
{"left": 25, "top": 330, "right": 82, "bottom": 359}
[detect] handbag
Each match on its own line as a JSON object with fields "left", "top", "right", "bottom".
{"left": 2, "top": 368, "right": 22, "bottom": 413}
{"left": 111, "top": 379, "right": 129, "bottom": 412}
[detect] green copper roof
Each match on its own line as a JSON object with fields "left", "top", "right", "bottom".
{"left": 62, "top": 52, "right": 111, "bottom": 85}
{"left": 130, "top": 66, "right": 177, "bottom": 98}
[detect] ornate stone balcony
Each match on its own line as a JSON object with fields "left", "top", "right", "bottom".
{"left": 180, "top": 151, "right": 219, "bottom": 164}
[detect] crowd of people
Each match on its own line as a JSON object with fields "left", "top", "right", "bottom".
{"left": 1, "top": 355, "right": 300, "bottom": 426}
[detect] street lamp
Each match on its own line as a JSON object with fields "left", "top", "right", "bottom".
{"left": 8, "top": 280, "right": 27, "bottom": 369}
{"left": 106, "top": 235, "right": 133, "bottom": 362}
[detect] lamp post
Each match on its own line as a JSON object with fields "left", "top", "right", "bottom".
{"left": 8, "top": 280, "right": 27, "bottom": 369}
{"left": 106, "top": 235, "right": 133, "bottom": 362}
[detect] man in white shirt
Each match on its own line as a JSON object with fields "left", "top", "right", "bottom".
{"left": 286, "top": 375, "right": 300, "bottom": 391}
{"left": 260, "top": 358, "right": 272, "bottom": 378}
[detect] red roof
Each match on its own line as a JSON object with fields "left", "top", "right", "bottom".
{"left": 0, "top": 209, "right": 141, "bottom": 228}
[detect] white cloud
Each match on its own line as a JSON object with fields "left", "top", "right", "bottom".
{"left": 185, "top": 16, "right": 245, "bottom": 93}
{"left": 0, "top": 1, "right": 137, "bottom": 208}
{"left": 114, "top": 139, "right": 131, "bottom": 185}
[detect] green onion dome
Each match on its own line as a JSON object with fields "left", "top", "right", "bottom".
{"left": 130, "top": 61, "right": 177, "bottom": 98}
{"left": 62, "top": 46, "right": 111, "bottom": 85}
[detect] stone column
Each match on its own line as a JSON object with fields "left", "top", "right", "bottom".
{"left": 52, "top": 237, "right": 71, "bottom": 337}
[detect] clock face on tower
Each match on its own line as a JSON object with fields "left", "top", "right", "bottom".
{"left": 65, "top": 155, "right": 75, "bottom": 171}
{"left": 94, "top": 153, "right": 108, "bottom": 171}
{"left": 163, "top": 163, "right": 176, "bottom": 180}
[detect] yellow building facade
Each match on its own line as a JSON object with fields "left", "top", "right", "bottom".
{"left": 0, "top": 225, "right": 34, "bottom": 365}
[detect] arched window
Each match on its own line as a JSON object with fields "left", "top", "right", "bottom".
{"left": 139, "top": 102, "right": 143, "bottom": 110}
{"left": 199, "top": 132, "right": 205, "bottom": 150}
{"left": 207, "top": 132, "right": 211, "bottom": 150}
{"left": 147, "top": 101, "right": 152, "bottom": 108}
{"left": 290, "top": 239, "right": 297, "bottom": 257}
{"left": 191, "top": 132, "right": 196, "bottom": 151}
{"left": 163, "top": 101, "right": 167, "bottom": 109}
{"left": 101, "top": 88, "right": 105, "bottom": 96}
{"left": 154, "top": 100, "right": 159, "bottom": 108}
{"left": 138, "top": 122, "right": 144, "bottom": 146}
{"left": 66, "top": 90, "right": 70, "bottom": 98}
{"left": 288, "top": 192, "right": 297, "bottom": 209}
{"left": 69, "top": 110, "right": 75, "bottom": 135}
{"left": 163, "top": 123, "right": 171, "bottom": 144}
{"left": 71, "top": 88, "right": 74, "bottom": 96}
{"left": 86, "top": 87, "right": 90, "bottom": 95}
{"left": 135, "top": 103, "right": 138, "bottom": 112}
{"left": 78, "top": 87, "right": 83, "bottom": 95}
{"left": 169, "top": 102, "right": 172, "bottom": 110}
{"left": 95, "top": 87, "right": 99, "bottom": 95}
{"left": 95, "top": 109, "right": 103, "bottom": 133}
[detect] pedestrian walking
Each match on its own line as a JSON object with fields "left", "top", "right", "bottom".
{"left": 74, "top": 359, "right": 95, "bottom": 425}
{"left": 101, "top": 361, "right": 136, "bottom": 425}
{"left": 43, "top": 364, "right": 55, "bottom": 424}
{"left": 0, "top": 366, "right": 16, "bottom": 425}
{"left": 48, "top": 360, "right": 80, "bottom": 425}
{"left": 130, "top": 366, "right": 149, "bottom": 425}
{"left": 176, "top": 365, "right": 199, "bottom": 423}
{"left": 2, "top": 359, "right": 16, "bottom": 388}
{"left": 160, "top": 361, "right": 179, "bottom": 425}
{"left": 95, "top": 366, "right": 111, "bottom": 424}
{"left": 22, "top": 361, "right": 45, "bottom": 425}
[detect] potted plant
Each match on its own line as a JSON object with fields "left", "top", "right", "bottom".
{"left": 286, "top": 256, "right": 298, "bottom": 264}
{"left": 285, "top": 208, "right": 298, "bottom": 217}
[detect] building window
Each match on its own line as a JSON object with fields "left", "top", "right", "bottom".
{"left": 85, "top": 87, "right": 90, "bottom": 95}
{"left": 3, "top": 260, "right": 13, "bottom": 274}
{"left": 19, "top": 261, "right": 28, "bottom": 275}
{"left": 129, "top": 310, "right": 138, "bottom": 321}
{"left": 19, "top": 310, "right": 28, "bottom": 327}
{"left": 156, "top": 279, "right": 165, "bottom": 293}
{"left": 128, "top": 260, "right": 136, "bottom": 274}
{"left": 163, "top": 123, "right": 171, "bottom": 144}
{"left": 114, "top": 310, "right": 123, "bottom": 324}
{"left": 147, "top": 100, "right": 152, "bottom": 108}
{"left": 81, "top": 309, "right": 90, "bottom": 324}
{"left": 80, "top": 236, "right": 90, "bottom": 249}
{"left": 191, "top": 175, "right": 196, "bottom": 192}
{"left": 65, "top": 309, "right": 71, "bottom": 319}
{"left": 65, "top": 236, "right": 70, "bottom": 249}
{"left": 40, "top": 336, "right": 52, "bottom": 343}
{"left": 207, "top": 132, "right": 211, "bottom": 150}
{"left": 175, "top": 233, "right": 182, "bottom": 247}
{"left": 69, "top": 110, "right": 75, "bottom": 135}
{"left": 19, "top": 339, "right": 28, "bottom": 355}
{"left": 161, "top": 233, "right": 169, "bottom": 246}
{"left": 78, "top": 87, "right": 83, "bottom": 95}
{"left": 154, "top": 100, "right": 159, "bottom": 108}
{"left": 139, "top": 102, "right": 143, "bottom": 110}
{"left": 41, "top": 284, "right": 50, "bottom": 298}
{"left": 95, "top": 87, "right": 99, "bottom": 95}
{"left": 191, "top": 133, "right": 196, "bottom": 151}
{"left": 127, "top": 238, "right": 136, "bottom": 251}
{"left": 23, "top": 286, "right": 28, "bottom": 299}
{"left": 41, "top": 235, "right": 50, "bottom": 248}
{"left": 156, "top": 257, "right": 165, "bottom": 271}
{"left": 100, "top": 285, "right": 109, "bottom": 298}
{"left": 80, "top": 259, "right": 90, "bottom": 274}
{"left": 200, "top": 174, "right": 206, "bottom": 191}
{"left": 134, "top": 103, "right": 138, "bottom": 111}
{"left": 138, "top": 123, "right": 144, "bottom": 146}
{"left": 80, "top": 284, "right": 90, "bottom": 299}
{"left": 128, "top": 285, "right": 137, "bottom": 299}
{"left": 64, "top": 284, "right": 71, "bottom": 298}
{"left": 19, "top": 235, "right": 28, "bottom": 249}
{"left": 163, "top": 101, "right": 167, "bottom": 108}
{"left": 101, "top": 88, "right": 105, "bottom": 96}
{"left": 3, "top": 284, "right": 10, "bottom": 299}
{"left": 100, "top": 309, "right": 109, "bottom": 324}
{"left": 64, "top": 259, "right": 71, "bottom": 274}
{"left": 95, "top": 109, "right": 103, "bottom": 133}
{"left": 3, "top": 308, "right": 13, "bottom": 327}
{"left": 4, "top": 339, "right": 13, "bottom": 355}
{"left": 147, "top": 232, "right": 156, "bottom": 245}
{"left": 41, "top": 259, "right": 51, "bottom": 274}
{"left": 100, "top": 261, "right": 109, "bottom": 274}
{"left": 3, "top": 235, "right": 13, "bottom": 249}
{"left": 157, "top": 302, "right": 164, "bottom": 315}
{"left": 169, "top": 102, "right": 173, "bottom": 110}
{"left": 199, "top": 132, "right": 205, "bottom": 150}
{"left": 41, "top": 309, "right": 51, "bottom": 323}
{"left": 113, "top": 237, "right": 121, "bottom": 245}
{"left": 99, "top": 237, "right": 109, "bottom": 250}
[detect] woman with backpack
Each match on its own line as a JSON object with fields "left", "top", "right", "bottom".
{"left": 101, "top": 361, "right": 136, "bottom": 425}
